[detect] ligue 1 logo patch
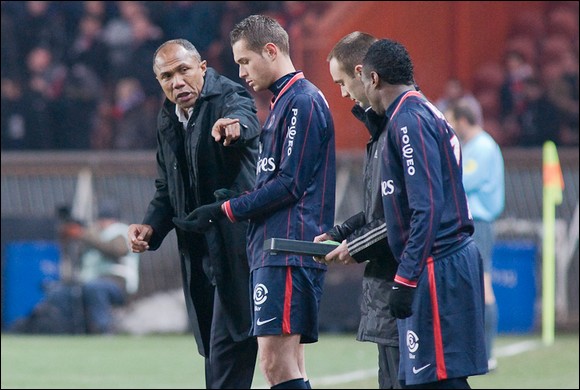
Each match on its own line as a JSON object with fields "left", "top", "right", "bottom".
{"left": 406, "top": 330, "right": 419, "bottom": 353}
{"left": 253, "top": 283, "right": 268, "bottom": 305}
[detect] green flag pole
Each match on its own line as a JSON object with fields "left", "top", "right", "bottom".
{"left": 542, "top": 141, "right": 563, "bottom": 346}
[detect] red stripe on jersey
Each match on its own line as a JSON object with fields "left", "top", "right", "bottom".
{"left": 282, "top": 267, "right": 293, "bottom": 334}
{"left": 391, "top": 90, "right": 423, "bottom": 118}
{"left": 270, "top": 72, "right": 305, "bottom": 109}
{"left": 427, "top": 257, "right": 447, "bottom": 380}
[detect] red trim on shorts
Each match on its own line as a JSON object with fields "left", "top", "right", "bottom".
{"left": 427, "top": 257, "right": 447, "bottom": 380}
{"left": 282, "top": 267, "right": 292, "bottom": 334}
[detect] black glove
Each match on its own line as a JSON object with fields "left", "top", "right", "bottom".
{"left": 326, "top": 212, "right": 366, "bottom": 241}
{"left": 388, "top": 282, "right": 416, "bottom": 319}
{"left": 172, "top": 201, "right": 225, "bottom": 233}
{"left": 213, "top": 188, "right": 240, "bottom": 201}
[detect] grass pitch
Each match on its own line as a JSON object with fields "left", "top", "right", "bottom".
{"left": 1, "top": 332, "right": 578, "bottom": 388}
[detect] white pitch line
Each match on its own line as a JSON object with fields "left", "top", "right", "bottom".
{"left": 254, "top": 340, "right": 543, "bottom": 388}
{"left": 494, "top": 339, "right": 542, "bottom": 357}
{"left": 311, "top": 368, "right": 378, "bottom": 386}
{"left": 254, "top": 369, "right": 378, "bottom": 389}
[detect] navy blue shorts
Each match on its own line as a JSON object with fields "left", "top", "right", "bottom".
{"left": 250, "top": 266, "right": 325, "bottom": 344}
{"left": 397, "top": 238, "right": 488, "bottom": 385}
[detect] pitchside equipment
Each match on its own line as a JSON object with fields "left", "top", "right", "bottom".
{"left": 263, "top": 238, "right": 340, "bottom": 257}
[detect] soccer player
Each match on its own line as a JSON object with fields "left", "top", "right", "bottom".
{"left": 360, "top": 38, "right": 488, "bottom": 388}
{"left": 174, "top": 15, "right": 336, "bottom": 389}
{"left": 314, "top": 31, "right": 401, "bottom": 389}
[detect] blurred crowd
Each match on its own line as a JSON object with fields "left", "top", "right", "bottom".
{"left": 1, "top": 1, "right": 327, "bottom": 150}
{"left": 460, "top": 2, "right": 579, "bottom": 147}
{"left": 1, "top": 1, "right": 578, "bottom": 150}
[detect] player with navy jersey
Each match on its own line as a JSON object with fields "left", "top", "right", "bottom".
{"left": 360, "top": 39, "right": 488, "bottom": 388}
{"left": 223, "top": 69, "right": 336, "bottom": 272}
{"left": 174, "top": 15, "right": 336, "bottom": 389}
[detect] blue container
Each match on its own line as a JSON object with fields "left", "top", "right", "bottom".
{"left": 491, "top": 241, "right": 537, "bottom": 333}
{"left": 3, "top": 241, "right": 60, "bottom": 328}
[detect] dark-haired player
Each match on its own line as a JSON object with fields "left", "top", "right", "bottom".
{"left": 360, "top": 38, "right": 488, "bottom": 388}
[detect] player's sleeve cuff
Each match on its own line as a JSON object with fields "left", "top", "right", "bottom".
{"left": 222, "top": 200, "right": 237, "bottom": 223}
{"left": 394, "top": 275, "right": 417, "bottom": 288}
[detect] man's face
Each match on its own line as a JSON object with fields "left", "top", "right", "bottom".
{"left": 232, "top": 39, "right": 275, "bottom": 92}
{"left": 154, "top": 43, "right": 207, "bottom": 110}
{"left": 328, "top": 57, "right": 369, "bottom": 108}
{"left": 360, "top": 68, "right": 384, "bottom": 115}
{"left": 444, "top": 109, "right": 465, "bottom": 139}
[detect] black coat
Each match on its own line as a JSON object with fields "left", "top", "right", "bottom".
{"left": 328, "top": 105, "right": 398, "bottom": 346}
{"left": 142, "top": 68, "right": 259, "bottom": 356}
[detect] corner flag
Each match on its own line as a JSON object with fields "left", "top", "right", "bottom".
{"left": 542, "top": 141, "right": 564, "bottom": 346}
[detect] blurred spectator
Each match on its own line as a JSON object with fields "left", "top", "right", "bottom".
{"left": 110, "top": 77, "right": 157, "bottom": 149}
{"left": 499, "top": 50, "right": 535, "bottom": 145}
{"left": 545, "top": 51, "right": 579, "bottom": 146}
{"left": 59, "top": 199, "right": 140, "bottom": 334}
{"left": 518, "top": 76, "right": 560, "bottom": 147}
{"left": 205, "top": 1, "right": 257, "bottom": 85}
{"left": 17, "top": 1, "right": 68, "bottom": 64}
{"left": 1, "top": 2, "right": 21, "bottom": 80}
{"left": 120, "top": 11, "right": 164, "bottom": 98}
{"left": 0, "top": 1, "right": 328, "bottom": 151}
{"left": 101, "top": 1, "right": 147, "bottom": 85}
{"left": 23, "top": 46, "right": 68, "bottom": 149}
{"left": 1, "top": 78, "right": 27, "bottom": 149}
{"left": 436, "top": 78, "right": 483, "bottom": 125}
{"left": 66, "top": 13, "right": 110, "bottom": 83}
{"left": 57, "top": 63, "right": 103, "bottom": 149}
{"left": 160, "top": 1, "right": 222, "bottom": 56}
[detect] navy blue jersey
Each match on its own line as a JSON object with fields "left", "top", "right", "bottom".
{"left": 380, "top": 91, "right": 474, "bottom": 286}
{"left": 224, "top": 72, "right": 336, "bottom": 271}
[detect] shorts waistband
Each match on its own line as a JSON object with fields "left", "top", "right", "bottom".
{"left": 431, "top": 236, "right": 473, "bottom": 261}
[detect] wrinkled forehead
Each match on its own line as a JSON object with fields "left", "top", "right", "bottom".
{"left": 155, "top": 44, "right": 199, "bottom": 70}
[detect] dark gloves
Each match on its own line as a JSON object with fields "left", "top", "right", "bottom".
{"left": 388, "top": 282, "right": 416, "bottom": 319}
{"left": 172, "top": 201, "right": 225, "bottom": 233}
{"left": 326, "top": 212, "right": 366, "bottom": 241}
{"left": 213, "top": 188, "right": 240, "bottom": 201}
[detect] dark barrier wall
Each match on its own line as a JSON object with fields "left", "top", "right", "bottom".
{"left": 1, "top": 148, "right": 578, "bottom": 331}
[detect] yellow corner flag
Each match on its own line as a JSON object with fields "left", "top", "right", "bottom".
{"left": 542, "top": 141, "right": 564, "bottom": 346}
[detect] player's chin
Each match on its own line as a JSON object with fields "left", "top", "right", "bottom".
{"left": 248, "top": 81, "right": 263, "bottom": 92}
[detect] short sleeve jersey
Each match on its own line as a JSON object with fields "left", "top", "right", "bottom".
{"left": 461, "top": 131, "right": 505, "bottom": 222}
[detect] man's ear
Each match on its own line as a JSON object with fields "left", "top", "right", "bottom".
{"left": 371, "top": 71, "right": 380, "bottom": 88}
{"left": 264, "top": 43, "right": 277, "bottom": 60}
{"left": 199, "top": 60, "right": 208, "bottom": 73}
{"left": 354, "top": 64, "right": 363, "bottom": 78}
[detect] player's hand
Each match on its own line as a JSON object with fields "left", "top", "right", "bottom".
{"left": 211, "top": 118, "right": 241, "bottom": 146}
{"left": 172, "top": 201, "right": 225, "bottom": 233}
{"left": 313, "top": 233, "right": 332, "bottom": 263}
{"left": 128, "top": 224, "right": 153, "bottom": 253}
{"left": 388, "top": 282, "right": 416, "bottom": 319}
{"left": 323, "top": 240, "right": 353, "bottom": 265}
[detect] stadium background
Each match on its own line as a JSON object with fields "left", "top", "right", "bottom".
{"left": 1, "top": 1, "right": 578, "bottom": 334}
